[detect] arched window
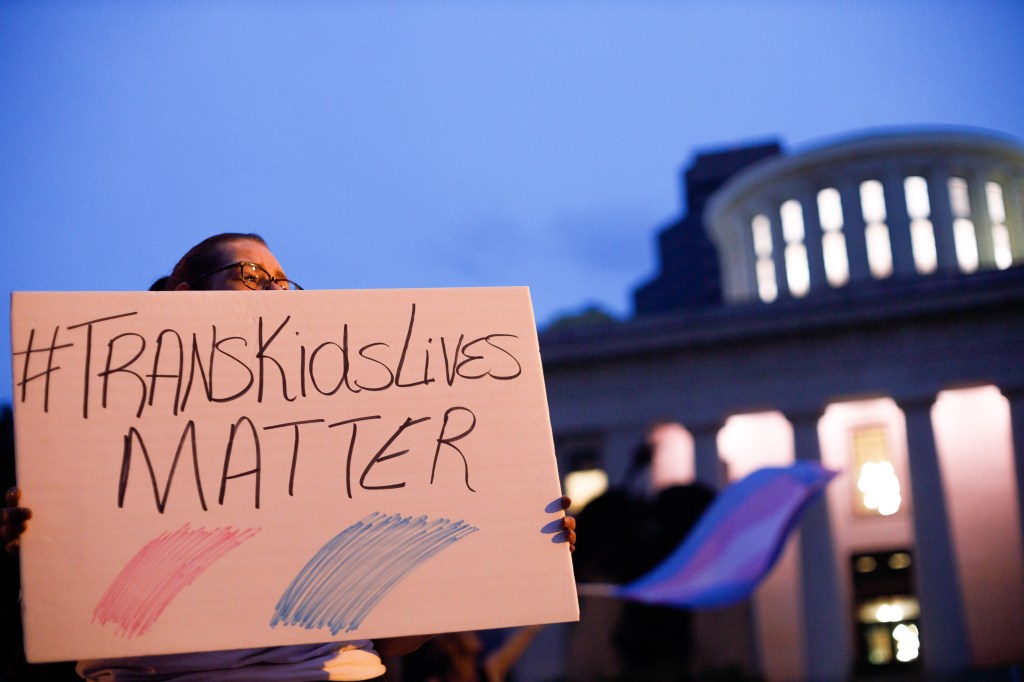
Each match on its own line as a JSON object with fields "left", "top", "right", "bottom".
{"left": 851, "top": 424, "right": 902, "bottom": 516}
{"left": 780, "top": 199, "right": 810, "bottom": 297}
{"left": 860, "top": 180, "right": 893, "bottom": 278}
{"left": 987, "top": 181, "right": 1012, "bottom": 270}
{"left": 904, "top": 176, "right": 937, "bottom": 274}
{"left": 817, "top": 187, "right": 849, "bottom": 286}
{"left": 752, "top": 214, "right": 778, "bottom": 302}
{"left": 948, "top": 177, "right": 979, "bottom": 273}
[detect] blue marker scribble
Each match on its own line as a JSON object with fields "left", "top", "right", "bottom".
{"left": 270, "top": 512, "right": 478, "bottom": 634}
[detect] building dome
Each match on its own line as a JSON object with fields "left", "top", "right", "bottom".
{"left": 705, "top": 128, "right": 1024, "bottom": 304}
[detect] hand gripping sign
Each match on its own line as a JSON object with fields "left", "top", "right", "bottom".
{"left": 9, "top": 287, "right": 578, "bottom": 662}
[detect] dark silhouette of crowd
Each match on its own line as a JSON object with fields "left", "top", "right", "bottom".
{"left": 570, "top": 422, "right": 716, "bottom": 681}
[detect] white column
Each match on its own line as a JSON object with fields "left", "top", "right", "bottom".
{"left": 968, "top": 171, "right": 996, "bottom": 269}
{"left": 898, "top": 398, "right": 971, "bottom": 674}
{"left": 838, "top": 180, "right": 871, "bottom": 283}
{"left": 1002, "top": 387, "right": 1024, "bottom": 566}
{"left": 926, "top": 170, "right": 959, "bottom": 272}
{"left": 883, "top": 173, "right": 917, "bottom": 276}
{"left": 787, "top": 410, "right": 853, "bottom": 682}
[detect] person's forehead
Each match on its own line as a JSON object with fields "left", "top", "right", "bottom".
{"left": 222, "top": 239, "right": 285, "bottom": 273}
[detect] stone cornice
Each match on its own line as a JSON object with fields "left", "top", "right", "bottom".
{"left": 539, "top": 265, "right": 1024, "bottom": 367}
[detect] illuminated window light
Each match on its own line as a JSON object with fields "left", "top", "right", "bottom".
{"left": 563, "top": 468, "right": 609, "bottom": 514}
{"left": 860, "top": 180, "right": 893, "bottom": 278}
{"left": 893, "top": 623, "right": 920, "bottom": 662}
{"left": 949, "top": 178, "right": 979, "bottom": 273}
{"left": 987, "top": 181, "right": 1013, "bottom": 270}
{"left": 752, "top": 214, "right": 773, "bottom": 256}
{"left": 859, "top": 595, "right": 921, "bottom": 666}
{"left": 888, "top": 552, "right": 912, "bottom": 570}
{"left": 953, "top": 218, "right": 980, "bottom": 272}
{"left": 866, "top": 625, "right": 893, "bottom": 665}
{"left": 910, "top": 220, "right": 937, "bottom": 273}
{"left": 822, "top": 232, "right": 849, "bottom": 286}
{"left": 993, "top": 225, "right": 1012, "bottom": 270}
{"left": 865, "top": 224, "right": 893, "bottom": 278}
{"left": 854, "top": 556, "right": 878, "bottom": 573}
{"left": 987, "top": 181, "right": 1007, "bottom": 223}
{"left": 818, "top": 188, "right": 850, "bottom": 287}
{"left": 905, "top": 177, "right": 937, "bottom": 274}
{"left": 857, "top": 461, "right": 902, "bottom": 516}
{"left": 876, "top": 603, "right": 904, "bottom": 623}
{"left": 780, "top": 200, "right": 810, "bottom": 297}
{"left": 857, "top": 596, "right": 921, "bottom": 624}
{"left": 851, "top": 425, "right": 902, "bottom": 516}
{"left": 949, "top": 177, "right": 971, "bottom": 217}
{"left": 904, "top": 176, "right": 931, "bottom": 218}
{"left": 785, "top": 244, "right": 810, "bottom": 297}
{"left": 818, "top": 188, "right": 844, "bottom": 230}
{"left": 756, "top": 260, "right": 778, "bottom": 303}
{"left": 781, "top": 199, "right": 805, "bottom": 242}
{"left": 752, "top": 214, "right": 778, "bottom": 302}
{"left": 861, "top": 180, "right": 887, "bottom": 223}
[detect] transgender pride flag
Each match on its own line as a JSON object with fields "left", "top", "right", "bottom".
{"left": 614, "top": 461, "right": 837, "bottom": 609}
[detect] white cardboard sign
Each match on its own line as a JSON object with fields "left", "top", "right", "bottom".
{"left": 9, "top": 288, "right": 578, "bottom": 663}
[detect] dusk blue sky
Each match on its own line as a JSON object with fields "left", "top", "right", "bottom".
{"left": 3, "top": 1, "right": 1023, "bottom": 405}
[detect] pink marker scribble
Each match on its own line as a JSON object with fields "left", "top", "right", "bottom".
{"left": 92, "top": 524, "right": 259, "bottom": 638}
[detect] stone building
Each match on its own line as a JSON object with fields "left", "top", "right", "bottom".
{"left": 537, "top": 128, "right": 1024, "bottom": 681}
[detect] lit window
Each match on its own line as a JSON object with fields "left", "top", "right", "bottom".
{"left": 860, "top": 180, "right": 893, "bottom": 278}
{"left": 949, "top": 177, "right": 979, "bottom": 272}
{"left": 987, "top": 181, "right": 1013, "bottom": 270}
{"left": 851, "top": 425, "right": 901, "bottom": 516}
{"left": 556, "top": 437, "right": 606, "bottom": 513}
{"left": 781, "top": 199, "right": 810, "bottom": 297}
{"left": 852, "top": 551, "right": 920, "bottom": 668}
{"left": 865, "top": 625, "right": 893, "bottom": 665}
{"left": 563, "top": 469, "right": 608, "bottom": 513}
{"left": 858, "top": 461, "right": 901, "bottom": 515}
{"left": 856, "top": 593, "right": 921, "bottom": 622}
{"left": 893, "top": 623, "right": 921, "bottom": 663}
{"left": 904, "top": 176, "right": 937, "bottom": 274}
{"left": 817, "top": 188, "right": 849, "bottom": 286}
{"left": 857, "top": 597, "right": 922, "bottom": 665}
{"left": 752, "top": 214, "right": 777, "bottom": 302}
{"left": 888, "top": 552, "right": 911, "bottom": 570}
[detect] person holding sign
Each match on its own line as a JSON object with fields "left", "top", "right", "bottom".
{"left": 4, "top": 232, "right": 576, "bottom": 682}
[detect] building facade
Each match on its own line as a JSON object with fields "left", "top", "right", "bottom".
{"left": 538, "top": 128, "right": 1024, "bottom": 681}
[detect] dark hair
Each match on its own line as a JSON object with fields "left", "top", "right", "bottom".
{"left": 157, "top": 232, "right": 268, "bottom": 291}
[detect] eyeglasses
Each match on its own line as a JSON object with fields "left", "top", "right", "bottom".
{"left": 199, "top": 261, "right": 303, "bottom": 291}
